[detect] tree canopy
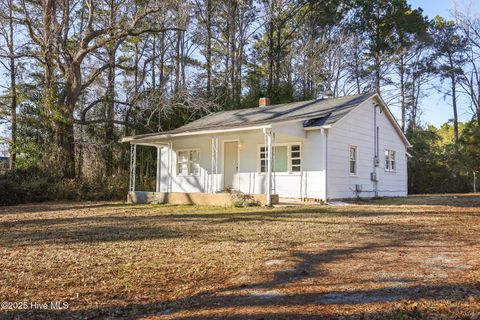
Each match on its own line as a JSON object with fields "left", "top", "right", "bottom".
{"left": 0, "top": 0, "right": 479, "bottom": 201}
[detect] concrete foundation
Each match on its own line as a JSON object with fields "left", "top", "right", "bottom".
{"left": 127, "top": 191, "right": 279, "bottom": 206}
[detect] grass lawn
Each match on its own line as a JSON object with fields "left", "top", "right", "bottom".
{"left": 1, "top": 195, "right": 480, "bottom": 319}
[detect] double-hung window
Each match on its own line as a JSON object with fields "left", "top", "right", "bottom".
{"left": 177, "top": 149, "right": 200, "bottom": 176}
{"left": 349, "top": 146, "right": 357, "bottom": 175}
{"left": 385, "top": 150, "right": 396, "bottom": 172}
{"left": 259, "top": 143, "right": 301, "bottom": 173}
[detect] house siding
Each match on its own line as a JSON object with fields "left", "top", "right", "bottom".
{"left": 326, "top": 99, "right": 408, "bottom": 199}
{"left": 157, "top": 121, "right": 327, "bottom": 199}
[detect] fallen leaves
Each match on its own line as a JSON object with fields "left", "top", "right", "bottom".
{"left": 0, "top": 197, "right": 479, "bottom": 319}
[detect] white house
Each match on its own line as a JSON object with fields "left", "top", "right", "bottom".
{"left": 123, "top": 93, "right": 411, "bottom": 205}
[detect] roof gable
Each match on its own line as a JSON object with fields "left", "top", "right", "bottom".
{"left": 326, "top": 93, "right": 411, "bottom": 147}
{"left": 372, "top": 94, "right": 411, "bottom": 147}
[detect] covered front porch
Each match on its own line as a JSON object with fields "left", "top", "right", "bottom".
{"left": 125, "top": 126, "right": 281, "bottom": 206}
{"left": 123, "top": 121, "right": 327, "bottom": 206}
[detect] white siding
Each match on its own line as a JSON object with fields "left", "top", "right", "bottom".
{"left": 326, "top": 99, "right": 408, "bottom": 199}
{"left": 152, "top": 97, "right": 408, "bottom": 200}
{"left": 156, "top": 121, "right": 327, "bottom": 199}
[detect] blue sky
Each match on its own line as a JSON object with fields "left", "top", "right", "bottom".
{"left": 406, "top": 0, "right": 477, "bottom": 127}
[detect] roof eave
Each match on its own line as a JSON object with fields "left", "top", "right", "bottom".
{"left": 303, "top": 125, "right": 332, "bottom": 131}
{"left": 121, "top": 124, "right": 273, "bottom": 144}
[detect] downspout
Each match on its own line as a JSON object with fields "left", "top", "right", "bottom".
{"left": 321, "top": 127, "right": 328, "bottom": 202}
{"left": 325, "top": 129, "right": 328, "bottom": 202}
{"left": 405, "top": 153, "right": 408, "bottom": 195}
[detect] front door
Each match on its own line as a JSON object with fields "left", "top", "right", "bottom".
{"left": 224, "top": 141, "right": 239, "bottom": 190}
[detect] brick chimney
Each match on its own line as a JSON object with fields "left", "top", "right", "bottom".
{"left": 259, "top": 97, "right": 270, "bottom": 107}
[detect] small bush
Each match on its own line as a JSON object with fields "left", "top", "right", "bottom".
{"left": 230, "top": 192, "right": 260, "bottom": 207}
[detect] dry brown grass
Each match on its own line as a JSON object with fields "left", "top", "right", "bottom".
{"left": 0, "top": 195, "right": 480, "bottom": 319}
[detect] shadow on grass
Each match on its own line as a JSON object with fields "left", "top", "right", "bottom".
{"left": 5, "top": 215, "right": 479, "bottom": 319}
{"left": 2, "top": 200, "right": 479, "bottom": 319}
{"left": 2, "top": 202, "right": 474, "bottom": 247}
{"left": 356, "top": 194, "right": 480, "bottom": 208}
{"left": 0, "top": 204, "right": 451, "bottom": 228}
{"left": 0, "top": 210, "right": 437, "bottom": 248}
{"left": 1, "top": 225, "right": 182, "bottom": 246}
{"left": 3, "top": 276, "right": 478, "bottom": 319}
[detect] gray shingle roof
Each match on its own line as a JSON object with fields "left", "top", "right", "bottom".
{"left": 124, "top": 93, "right": 375, "bottom": 141}
{"left": 175, "top": 93, "right": 373, "bottom": 132}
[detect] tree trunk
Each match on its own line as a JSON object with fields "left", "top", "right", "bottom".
{"left": 274, "top": 17, "right": 281, "bottom": 95}
{"left": 206, "top": 0, "right": 212, "bottom": 97}
{"left": 42, "top": 0, "right": 75, "bottom": 177}
{"left": 477, "top": 81, "right": 480, "bottom": 124}
{"left": 174, "top": 30, "right": 181, "bottom": 93}
{"left": 42, "top": 0, "right": 57, "bottom": 132}
{"left": 374, "top": 53, "right": 381, "bottom": 94}
{"left": 267, "top": 0, "right": 274, "bottom": 96}
{"left": 353, "top": 34, "right": 361, "bottom": 95}
{"left": 225, "top": 20, "right": 230, "bottom": 102}
{"left": 451, "top": 74, "right": 459, "bottom": 145}
{"left": 55, "top": 104, "right": 76, "bottom": 178}
{"left": 104, "top": 0, "right": 116, "bottom": 177}
{"left": 399, "top": 54, "right": 406, "bottom": 133}
{"left": 151, "top": 34, "right": 156, "bottom": 88}
{"left": 230, "top": 1, "right": 237, "bottom": 104}
{"left": 159, "top": 32, "right": 165, "bottom": 90}
{"left": 7, "top": 0, "right": 16, "bottom": 170}
{"left": 180, "top": 31, "right": 186, "bottom": 90}
{"left": 104, "top": 46, "right": 116, "bottom": 176}
{"left": 448, "top": 54, "right": 459, "bottom": 145}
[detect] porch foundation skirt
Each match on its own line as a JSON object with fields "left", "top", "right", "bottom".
{"left": 127, "top": 191, "right": 279, "bottom": 206}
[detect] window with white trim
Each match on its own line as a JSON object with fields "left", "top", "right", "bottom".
{"left": 259, "top": 143, "right": 301, "bottom": 173}
{"left": 349, "top": 146, "right": 357, "bottom": 175}
{"left": 385, "top": 150, "right": 396, "bottom": 172}
{"left": 177, "top": 149, "right": 200, "bottom": 176}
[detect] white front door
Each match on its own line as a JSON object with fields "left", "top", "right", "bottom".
{"left": 224, "top": 141, "right": 239, "bottom": 190}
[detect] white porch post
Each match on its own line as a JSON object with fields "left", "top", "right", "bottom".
{"left": 168, "top": 142, "right": 173, "bottom": 192}
{"left": 129, "top": 144, "right": 137, "bottom": 192}
{"left": 156, "top": 146, "right": 161, "bottom": 192}
{"left": 211, "top": 137, "right": 218, "bottom": 193}
{"left": 264, "top": 128, "right": 273, "bottom": 206}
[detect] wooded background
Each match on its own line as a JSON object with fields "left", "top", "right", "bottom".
{"left": 0, "top": 0, "right": 479, "bottom": 204}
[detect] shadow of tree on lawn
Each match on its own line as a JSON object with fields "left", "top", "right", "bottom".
{"left": 2, "top": 203, "right": 480, "bottom": 319}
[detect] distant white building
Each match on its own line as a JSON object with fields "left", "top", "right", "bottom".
{"left": 123, "top": 93, "right": 410, "bottom": 205}
{"left": 0, "top": 138, "right": 9, "bottom": 174}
